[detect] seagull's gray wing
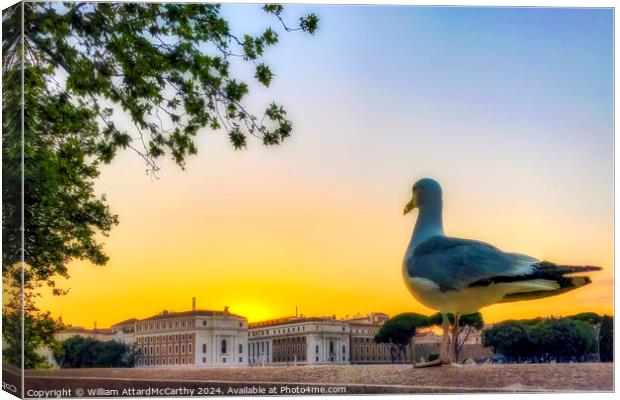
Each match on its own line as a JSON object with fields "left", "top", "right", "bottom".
{"left": 404, "top": 236, "right": 538, "bottom": 292}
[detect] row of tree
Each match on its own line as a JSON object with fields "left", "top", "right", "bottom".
{"left": 374, "top": 311, "right": 613, "bottom": 365}
{"left": 482, "top": 313, "right": 613, "bottom": 363}
{"left": 374, "top": 312, "right": 484, "bottom": 363}
{"left": 53, "top": 336, "right": 135, "bottom": 368}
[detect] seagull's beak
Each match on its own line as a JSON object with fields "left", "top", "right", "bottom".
{"left": 403, "top": 194, "right": 418, "bottom": 215}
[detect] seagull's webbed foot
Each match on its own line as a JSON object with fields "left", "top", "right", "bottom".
{"left": 439, "top": 356, "right": 452, "bottom": 366}
{"left": 413, "top": 357, "right": 452, "bottom": 368}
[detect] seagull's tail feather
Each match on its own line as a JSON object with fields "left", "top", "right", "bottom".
{"left": 499, "top": 276, "right": 592, "bottom": 303}
{"left": 498, "top": 261, "right": 601, "bottom": 303}
{"left": 534, "top": 261, "right": 602, "bottom": 275}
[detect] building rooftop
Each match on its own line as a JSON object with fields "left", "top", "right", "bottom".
{"left": 348, "top": 321, "right": 382, "bottom": 327}
{"left": 59, "top": 327, "right": 116, "bottom": 335}
{"left": 111, "top": 318, "right": 138, "bottom": 328}
{"left": 139, "top": 309, "right": 245, "bottom": 322}
{"left": 249, "top": 315, "right": 349, "bottom": 328}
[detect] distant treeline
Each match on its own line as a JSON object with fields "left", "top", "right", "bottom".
{"left": 482, "top": 313, "right": 613, "bottom": 363}
{"left": 53, "top": 336, "right": 135, "bottom": 368}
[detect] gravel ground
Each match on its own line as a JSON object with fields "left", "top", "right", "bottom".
{"left": 23, "top": 363, "right": 613, "bottom": 393}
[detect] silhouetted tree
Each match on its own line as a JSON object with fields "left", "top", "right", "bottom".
{"left": 375, "top": 313, "right": 431, "bottom": 363}
{"left": 54, "top": 336, "right": 136, "bottom": 368}
{"left": 567, "top": 312, "right": 601, "bottom": 326}
{"left": 428, "top": 312, "right": 484, "bottom": 363}
{"left": 599, "top": 315, "right": 613, "bottom": 362}
{"left": 2, "top": 2, "right": 318, "bottom": 368}
{"left": 482, "top": 320, "right": 532, "bottom": 361}
{"left": 483, "top": 317, "right": 597, "bottom": 363}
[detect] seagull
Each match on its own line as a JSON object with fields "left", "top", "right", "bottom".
{"left": 402, "top": 178, "right": 601, "bottom": 366}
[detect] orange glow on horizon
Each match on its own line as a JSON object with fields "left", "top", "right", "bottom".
{"left": 35, "top": 144, "right": 614, "bottom": 329}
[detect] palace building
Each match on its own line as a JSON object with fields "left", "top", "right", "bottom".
{"left": 248, "top": 316, "right": 351, "bottom": 365}
{"left": 134, "top": 306, "right": 247, "bottom": 367}
{"left": 53, "top": 299, "right": 248, "bottom": 368}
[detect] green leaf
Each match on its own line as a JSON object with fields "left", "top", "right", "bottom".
{"left": 255, "top": 64, "right": 274, "bottom": 87}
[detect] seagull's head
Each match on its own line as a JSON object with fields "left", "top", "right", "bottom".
{"left": 403, "top": 178, "right": 443, "bottom": 215}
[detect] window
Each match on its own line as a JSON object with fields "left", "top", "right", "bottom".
{"left": 175, "top": 344, "right": 179, "bottom": 354}
{"left": 223, "top": 357, "right": 226, "bottom": 363}
{"left": 221, "top": 339, "right": 227, "bottom": 354}
{"left": 202, "top": 344, "right": 207, "bottom": 353}
{"left": 203, "top": 320, "right": 207, "bottom": 326}
{"left": 342, "top": 345, "right": 346, "bottom": 354}
{"left": 239, "top": 357, "right": 242, "bottom": 363}
{"left": 315, "top": 345, "right": 319, "bottom": 354}
{"left": 188, "top": 343, "right": 192, "bottom": 354}
{"left": 181, "top": 344, "right": 185, "bottom": 354}
{"left": 202, "top": 357, "right": 206, "bottom": 363}
{"left": 238, "top": 344, "right": 243, "bottom": 353}
{"left": 168, "top": 344, "right": 172, "bottom": 354}
{"left": 239, "top": 322, "right": 243, "bottom": 327}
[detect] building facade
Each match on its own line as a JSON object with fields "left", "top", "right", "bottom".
{"left": 349, "top": 322, "right": 391, "bottom": 363}
{"left": 248, "top": 316, "right": 351, "bottom": 365}
{"left": 134, "top": 308, "right": 248, "bottom": 367}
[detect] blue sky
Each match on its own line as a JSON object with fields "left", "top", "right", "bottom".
{"left": 219, "top": 5, "right": 613, "bottom": 214}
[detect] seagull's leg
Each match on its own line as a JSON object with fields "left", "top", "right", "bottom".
{"left": 450, "top": 313, "right": 461, "bottom": 364}
{"left": 415, "top": 312, "right": 449, "bottom": 368}
{"left": 440, "top": 312, "right": 451, "bottom": 364}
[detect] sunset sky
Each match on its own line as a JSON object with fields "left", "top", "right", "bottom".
{"left": 38, "top": 5, "right": 613, "bottom": 328}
